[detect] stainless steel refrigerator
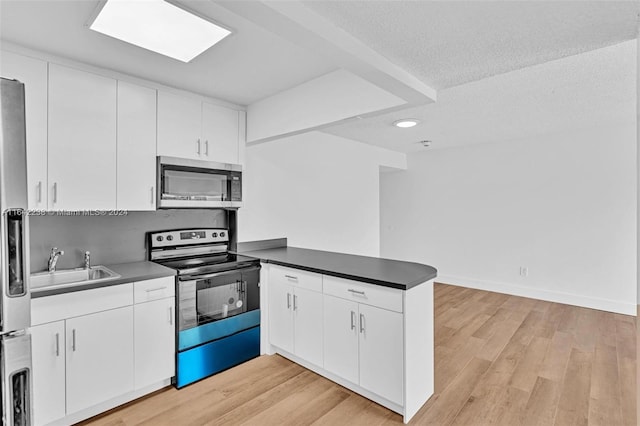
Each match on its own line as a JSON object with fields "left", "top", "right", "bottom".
{"left": 0, "top": 77, "right": 33, "bottom": 426}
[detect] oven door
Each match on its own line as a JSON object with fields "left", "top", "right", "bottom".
{"left": 1, "top": 333, "right": 33, "bottom": 426}
{"left": 178, "top": 266, "right": 260, "bottom": 332}
{"left": 157, "top": 156, "right": 242, "bottom": 209}
{"left": 177, "top": 266, "right": 260, "bottom": 352}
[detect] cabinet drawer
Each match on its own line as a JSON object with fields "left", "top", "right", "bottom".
{"left": 270, "top": 265, "right": 322, "bottom": 293}
{"left": 32, "top": 283, "right": 134, "bottom": 326}
{"left": 134, "top": 277, "right": 175, "bottom": 304}
{"left": 323, "top": 276, "right": 403, "bottom": 313}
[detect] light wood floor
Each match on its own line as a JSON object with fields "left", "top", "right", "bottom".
{"left": 82, "top": 283, "right": 636, "bottom": 426}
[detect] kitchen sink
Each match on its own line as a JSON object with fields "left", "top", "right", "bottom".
{"left": 30, "top": 265, "right": 121, "bottom": 292}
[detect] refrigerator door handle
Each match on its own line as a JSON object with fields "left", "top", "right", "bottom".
{"left": 1, "top": 209, "right": 31, "bottom": 333}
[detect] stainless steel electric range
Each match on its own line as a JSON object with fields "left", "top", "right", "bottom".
{"left": 147, "top": 228, "right": 261, "bottom": 388}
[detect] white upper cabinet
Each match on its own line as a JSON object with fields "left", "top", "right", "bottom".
{"left": 0, "top": 52, "right": 48, "bottom": 210}
{"left": 157, "top": 91, "right": 201, "bottom": 160}
{"left": 157, "top": 90, "right": 241, "bottom": 164}
{"left": 117, "top": 81, "right": 157, "bottom": 210}
{"left": 48, "top": 64, "right": 116, "bottom": 210}
{"left": 202, "top": 102, "right": 239, "bottom": 164}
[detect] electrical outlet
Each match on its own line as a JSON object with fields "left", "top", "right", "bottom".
{"left": 519, "top": 267, "right": 528, "bottom": 277}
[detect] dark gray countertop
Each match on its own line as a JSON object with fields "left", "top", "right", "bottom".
{"left": 237, "top": 246, "right": 437, "bottom": 290}
{"left": 31, "top": 261, "right": 176, "bottom": 298}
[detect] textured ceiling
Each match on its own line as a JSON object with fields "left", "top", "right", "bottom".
{"left": 322, "top": 40, "right": 636, "bottom": 153}
{"left": 303, "top": 1, "right": 640, "bottom": 90}
{"left": 0, "top": 0, "right": 336, "bottom": 105}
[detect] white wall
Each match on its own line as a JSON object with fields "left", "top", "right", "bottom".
{"left": 239, "top": 131, "right": 405, "bottom": 257}
{"left": 381, "top": 122, "right": 637, "bottom": 314}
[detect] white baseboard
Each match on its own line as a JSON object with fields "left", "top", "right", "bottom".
{"left": 437, "top": 275, "right": 636, "bottom": 316}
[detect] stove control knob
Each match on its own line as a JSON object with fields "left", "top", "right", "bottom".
{"left": 212, "top": 232, "right": 218, "bottom": 238}
{"left": 156, "top": 236, "right": 163, "bottom": 242}
{"left": 220, "top": 232, "right": 226, "bottom": 238}
{"left": 167, "top": 235, "right": 173, "bottom": 241}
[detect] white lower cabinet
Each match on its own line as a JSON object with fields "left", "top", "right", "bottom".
{"left": 357, "top": 303, "right": 404, "bottom": 405}
{"left": 323, "top": 295, "right": 403, "bottom": 405}
{"left": 267, "top": 264, "right": 434, "bottom": 424}
{"left": 323, "top": 295, "right": 359, "bottom": 384}
{"left": 134, "top": 297, "right": 175, "bottom": 390}
{"left": 30, "top": 278, "right": 176, "bottom": 425}
{"left": 268, "top": 267, "right": 323, "bottom": 367}
{"left": 66, "top": 306, "right": 134, "bottom": 414}
{"left": 30, "top": 321, "right": 66, "bottom": 426}
{"left": 268, "top": 280, "right": 294, "bottom": 353}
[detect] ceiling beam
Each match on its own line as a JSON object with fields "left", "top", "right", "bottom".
{"left": 217, "top": 0, "right": 437, "bottom": 106}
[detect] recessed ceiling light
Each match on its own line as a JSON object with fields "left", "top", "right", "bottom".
{"left": 393, "top": 119, "right": 420, "bottom": 128}
{"left": 89, "top": 0, "right": 232, "bottom": 63}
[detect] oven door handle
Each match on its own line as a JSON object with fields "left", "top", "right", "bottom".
{"left": 179, "top": 266, "right": 261, "bottom": 281}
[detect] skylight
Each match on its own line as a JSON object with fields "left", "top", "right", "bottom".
{"left": 89, "top": 0, "right": 232, "bottom": 63}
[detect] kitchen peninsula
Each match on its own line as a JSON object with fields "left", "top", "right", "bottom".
{"left": 237, "top": 240, "right": 437, "bottom": 424}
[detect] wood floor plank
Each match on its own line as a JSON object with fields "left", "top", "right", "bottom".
{"left": 554, "top": 349, "right": 593, "bottom": 426}
{"left": 81, "top": 284, "right": 635, "bottom": 426}
{"left": 588, "top": 343, "right": 622, "bottom": 425}
{"left": 538, "top": 330, "right": 574, "bottom": 382}
{"left": 508, "top": 335, "right": 551, "bottom": 393}
{"left": 413, "top": 356, "right": 492, "bottom": 425}
{"left": 618, "top": 355, "right": 637, "bottom": 426}
{"left": 311, "top": 394, "right": 397, "bottom": 426}
{"left": 521, "top": 377, "right": 561, "bottom": 426}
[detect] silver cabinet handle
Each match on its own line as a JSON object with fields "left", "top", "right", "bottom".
{"left": 55, "top": 332, "right": 60, "bottom": 357}
{"left": 146, "top": 286, "right": 167, "bottom": 293}
{"left": 293, "top": 294, "right": 298, "bottom": 311}
{"left": 287, "top": 293, "right": 291, "bottom": 309}
{"left": 204, "top": 140, "right": 209, "bottom": 155}
{"left": 37, "top": 181, "right": 42, "bottom": 203}
{"left": 359, "top": 314, "right": 365, "bottom": 333}
{"left": 284, "top": 275, "right": 298, "bottom": 281}
{"left": 169, "top": 306, "right": 173, "bottom": 325}
{"left": 350, "top": 311, "right": 356, "bottom": 330}
{"left": 53, "top": 182, "right": 58, "bottom": 203}
{"left": 150, "top": 186, "right": 154, "bottom": 204}
{"left": 348, "top": 289, "right": 365, "bottom": 295}
{"left": 196, "top": 139, "right": 201, "bottom": 154}
{"left": 72, "top": 329, "right": 76, "bottom": 351}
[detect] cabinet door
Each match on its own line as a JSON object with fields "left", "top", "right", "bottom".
{"left": 0, "top": 52, "right": 48, "bottom": 210}
{"left": 30, "top": 321, "right": 66, "bottom": 426}
{"left": 293, "top": 287, "right": 323, "bottom": 367}
{"left": 117, "top": 81, "right": 157, "bottom": 210}
{"left": 66, "top": 306, "right": 134, "bottom": 414}
{"left": 134, "top": 297, "right": 175, "bottom": 390}
{"left": 358, "top": 304, "right": 404, "bottom": 405}
{"left": 268, "top": 280, "right": 294, "bottom": 353}
{"left": 323, "top": 295, "right": 359, "bottom": 384}
{"left": 201, "top": 102, "right": 239, "bottom": 164}
{"left": 157, "top": 91, "right": 201, "bottom": 160}
{"left": 48, "top": 64, "right": 116, "bottom": 210}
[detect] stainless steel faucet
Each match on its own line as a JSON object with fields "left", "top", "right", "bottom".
{"left": 84, "top": 251, "right": 91, "bottom": 269}
{"left": 48, "top": 247, "right": 64, "bottom": 272}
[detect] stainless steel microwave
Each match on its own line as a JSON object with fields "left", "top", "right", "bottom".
{"left": 157, "top": 156, "right": 242, "bottom": 209}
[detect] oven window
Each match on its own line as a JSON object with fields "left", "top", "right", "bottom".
{"left": 163, "top": 168, "right": 229, "bottom": 200}
{"left": 196, "top": 272, "right": 246, "bottom": 324}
